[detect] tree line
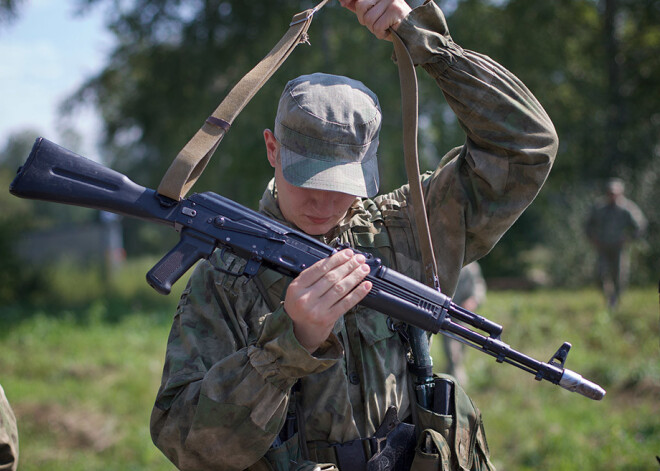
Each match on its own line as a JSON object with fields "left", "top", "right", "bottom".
{"left": 1, "top": 0, "right": 657, "bottom": 298}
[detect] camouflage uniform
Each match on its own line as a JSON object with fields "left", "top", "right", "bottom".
{"left": 585, "top": 193, "right": 647, "bottom": 308}
{"left": 0, "top": 384, "right": 18, "bottom": 471}
{"left": 452, "top": 263, "right": 487, "bottom": 309}
{"left": 150, "top": 1, "right": 557, "bottom": 469}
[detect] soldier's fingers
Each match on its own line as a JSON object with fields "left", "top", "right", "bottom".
{"left": 313, "top": 252, "right": 368, "bottom": 298}
{"left": 339, "top": 0, "right": 357, "bottom": 12}
{"left": 356, "top": 0, "right": 410, "bottom": 39}
{"left": 318, "top": 258, "right": 371, "bottom": 307}
{"left": 285, "top": 250, "right": 361, "bottom": 316}
{"left": 325, "top": 279, "right": 373, "bottom": 321}
{"left": 354, "top": 0, "right": 377, "bottom": 24}
{"left": 370, "top": 12, "right": 403, "bottom": 40}
{"left": 296, "top": 249, "right": 355, "bottom": 289}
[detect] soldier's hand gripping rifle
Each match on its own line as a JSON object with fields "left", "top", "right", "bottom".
{"left": 10, "top": 138, "right": 606, "bottom": 401}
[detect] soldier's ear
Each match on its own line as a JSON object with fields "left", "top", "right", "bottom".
{"left": 263, "top": 129, "right": 279, "bottom": 168}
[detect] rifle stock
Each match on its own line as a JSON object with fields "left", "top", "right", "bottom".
{"left": 10, "top": 138, "right": 177, "bottom": 224}
{"left": 9, "top": 138, "right": 606, "bottom": 401}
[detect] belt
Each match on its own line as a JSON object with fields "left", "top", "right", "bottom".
{"left": 307, "top": 406, "right": 416, "bottom": 471}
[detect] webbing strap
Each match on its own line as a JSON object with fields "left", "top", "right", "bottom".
{"left": 391, "top": 31, "right": 440, "bottom": 291}
{"left": 157, "top": 0, "right": 330, "bottom": 200}
{"left": 391, "top": 32, "right": 438, "bottom": 437}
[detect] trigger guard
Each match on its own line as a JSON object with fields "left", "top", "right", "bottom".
{"left": 211, "top": 248, "right": 263, "bottom": 280}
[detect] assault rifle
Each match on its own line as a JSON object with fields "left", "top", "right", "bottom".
{"left": 10, "top": 138, "right": 606, "bottom": 401}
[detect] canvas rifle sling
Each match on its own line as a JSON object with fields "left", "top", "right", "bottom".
{"left": 157, "top": 0, "right": 330, "bottom": 201}
{"left": 391, "top": 30, "right": 440, "bottom": 290}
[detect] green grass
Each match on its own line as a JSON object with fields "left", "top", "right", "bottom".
{"left": 1, "top": 279, "right": 658, "bottom": 470}
{"left": 431, "top": 286, "right": 659, "bottom": 470}
{"left": 1, "top": 257, "right": 182, "bottom": 471}
{"left": 2, "top": 308, "right": 177, "bottom": 470}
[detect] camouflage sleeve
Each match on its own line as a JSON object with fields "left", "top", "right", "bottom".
{"left": 150, "top": 252, "right": 342, "bottom": 470}
{"left": 625, "top": 199, "right": 647, "bottom": 239}
{"left": 0, "top": 384, "right": 18, "bottom": 471}
{"left": 395, "top": 1, "right": 558, "bottom": 291}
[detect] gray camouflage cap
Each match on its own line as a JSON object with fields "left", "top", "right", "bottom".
{"left": 274, "top": 73, "right": 381, "bottom": 198}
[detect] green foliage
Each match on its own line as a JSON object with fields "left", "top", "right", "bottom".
{"left": 2, "top": 0, "right": 658, "bottom": 296}
{"left": 0, "top": 259, "right": 185, "bottom": 470}
{"left": 1, "top": 309, "right": 176, "bottom": 471}
{"left": 5, "top": 255, "right": 185, "bottom": 313}
{"left": 438, "top": 0, "right": 659, "bottom": 284}
{"left": 0, "top": 136, "right": 49, "bottom": 303}
{"left": 445, "top": 0, "right": 660, "bottom": 182}
{"left": 0, "top": 0, "right": 23, "bottom": 24}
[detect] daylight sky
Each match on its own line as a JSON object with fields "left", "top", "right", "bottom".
{"left": 0, "top": 0, "right": 112, "bottom": 157}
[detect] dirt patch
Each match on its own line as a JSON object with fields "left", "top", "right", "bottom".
{"left": 14, "top": 402, "right": 119, "bottom": 451}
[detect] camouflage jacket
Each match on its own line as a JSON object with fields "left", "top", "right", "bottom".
{"left": 0, "top": 385, "right": 18, "bottom": 471}
{"left": 585, "top": 197, "right": 647, "bottom": 250}
{"left": 150, "top": 2, "right": 557, "bottom": 470}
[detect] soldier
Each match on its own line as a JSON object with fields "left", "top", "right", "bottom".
{"left": 0, "top": 384, "right": 19, "bottom": 471}
{"left": 150, "top": 0, "right": 557, "bottom": 469}
{"left": 443, "top": 262, "right": 487, "bottom": 386}
{"left": 585, "top": 178, "right": 647, "bottom": 309}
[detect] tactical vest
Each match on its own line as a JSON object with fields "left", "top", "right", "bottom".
{"left": 245, "top": 196, "right": 494, "bottom": 471}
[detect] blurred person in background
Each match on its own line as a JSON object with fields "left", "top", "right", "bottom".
{"left": 443, "top": 262, "right": 486, "bottom": 386}
{"left": 585, "top": 178, "right": 647, "bottom": 309}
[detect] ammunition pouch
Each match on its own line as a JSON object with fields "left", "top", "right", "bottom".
{"left": 410, "top": 374, "right": 495, "bottom": 471}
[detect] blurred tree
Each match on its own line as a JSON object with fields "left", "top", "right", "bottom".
{"left": 66, "top": 1, "right": 406, "bottom": 207}
{"left": 0, "top": 0, "right": 23, "bottom": 25}
{"left": 42, "top": 0, "right": 659, "bottom": 282}
{"left": 443, "top": 0, "right": 660, "bottom": 181}
{"left": 438, "top": 0, "right": 659, "bottom": 283}
{"left": 0, "top": 131, "right": 49, "bottom": 302}
{"left": 0, "top": 129, "right": 37, "bottom": 172}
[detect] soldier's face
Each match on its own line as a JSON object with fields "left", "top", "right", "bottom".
{"left": 264, "top": 129, "right": 356, "bottom": 236}
{"left": 606, "top": 189, "right": 622, "bottom": 206}
{"left": 274, "top": 165, "right": 357, "bottom": 236}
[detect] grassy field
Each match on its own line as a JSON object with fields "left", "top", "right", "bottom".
{"left": 1, "top": 264, "right": 657, "bottom": 470}
{"left": 431, "top": 286, "right": 659, "bottom": 471}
